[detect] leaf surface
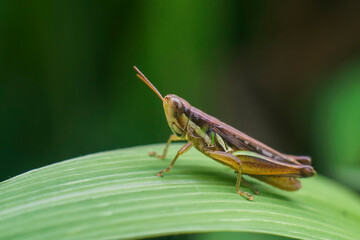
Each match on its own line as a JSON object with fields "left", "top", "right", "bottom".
{"left": 1, "top": 144, "right": 359, "bottom": 240}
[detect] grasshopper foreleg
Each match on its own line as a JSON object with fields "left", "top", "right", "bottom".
{"left": 205, "top": 151, "right": 254, "bottom": 200}
{"left": 149, "top": 134, "right": 183, "bottom": 159}
{"left": 156, "top": 142, "right": 192, "bottom": 177}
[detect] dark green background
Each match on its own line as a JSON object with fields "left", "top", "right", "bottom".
{"left": 1, "top": 0, "right": 360, "bottom": 193}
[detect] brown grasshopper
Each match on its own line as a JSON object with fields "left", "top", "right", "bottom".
{"left": 134, "top": 66, "right": 316, "bottom": 200}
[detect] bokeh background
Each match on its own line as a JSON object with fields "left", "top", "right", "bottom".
{"left": 1, "top": 0, "right": 359, "bottom": 197}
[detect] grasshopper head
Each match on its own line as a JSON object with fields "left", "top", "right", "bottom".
{"left": 163, "top": 94, "right": 191, "bottom": 137}
{"left": 134, "top": 66, "right": 190, "bottom": 137}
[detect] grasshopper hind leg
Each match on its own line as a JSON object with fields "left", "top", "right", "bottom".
{"left": 234, "top": 171, "right": 259, "bottom": 195}
{"left": 235, "top": 171, "right": 255, "bottom": 200}
{"left": 206, "top": 151, "right": 255, "bottom": 201}
{"left": 149, "top": 134, "right": 183, "bottom": 159}
{"left": 241, "top": 177, "right": 260, "bottom": 195}
{"left": 235, "top": 171, "right": 260, "bottom": 195}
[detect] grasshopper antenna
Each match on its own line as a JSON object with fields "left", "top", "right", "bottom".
{"left": 134, "top": 66, "right": 165, "bottom": 102}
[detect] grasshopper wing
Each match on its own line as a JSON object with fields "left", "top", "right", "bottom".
{"left": 212, "top": 123, "right": 303, "bottom": 165}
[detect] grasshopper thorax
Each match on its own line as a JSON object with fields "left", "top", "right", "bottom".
{"left": 163, "top": 94, "right": 191, "bottom": 137}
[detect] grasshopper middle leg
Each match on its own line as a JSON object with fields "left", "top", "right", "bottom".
{"left": 149, "top": 134, "right": 183, "bottom": 159}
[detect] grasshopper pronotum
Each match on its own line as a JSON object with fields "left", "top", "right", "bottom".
{"left": 134, "top": 66, "right": 315, "bottom": 200}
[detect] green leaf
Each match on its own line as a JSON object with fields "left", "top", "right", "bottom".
{"left": 1, "top": 144, "right": 359, "bottom": 240}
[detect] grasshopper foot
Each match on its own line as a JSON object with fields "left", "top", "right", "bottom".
{"left": 149, "top": 151, "right": 166, "bottom": 159}
{"left": 156, "top": 171, "right": 164, "bottom": 177}
{"left": 156, "top": 166, "right": 171, "bottom": 177}
{"left": 237, "top": 190, "right": 255, "bottom": 201}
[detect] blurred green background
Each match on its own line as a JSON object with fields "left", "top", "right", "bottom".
{"left": 1, "top": 1, "right": 360, "bottom": 239}
{"left": 1, "top": 0, "right": 360, "bottom": 195}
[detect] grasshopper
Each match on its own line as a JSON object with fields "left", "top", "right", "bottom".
{"left": 134, "top": 66, "right": 316, "bottom": 200}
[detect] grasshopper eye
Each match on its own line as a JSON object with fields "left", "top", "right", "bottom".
{"left": 172, "top": 98, "right": 184, "bottom": 118}
{"left": 173, "top": 98, "right": 182, "bottom": 109}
